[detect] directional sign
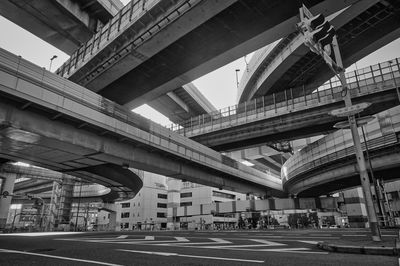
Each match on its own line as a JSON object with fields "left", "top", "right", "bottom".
{"left": 329, "top": 102, "right": 371, "bottom": 117}
{"left": 334, "top": 116, "right": 375, "bottom": 129}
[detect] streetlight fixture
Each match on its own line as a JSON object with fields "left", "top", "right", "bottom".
{"left": 235, "top": 69, "right": 240, "bottom": 89}
{"left": 49, "top": 55, "right": 58, "bottom": 71}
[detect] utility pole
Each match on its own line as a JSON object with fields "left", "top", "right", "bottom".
{"left": 298, "top": 5, "right": 381, "bottom": 241}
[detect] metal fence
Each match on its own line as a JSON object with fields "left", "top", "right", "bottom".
{"left": 169, "top": 58, "right": 400, "bottom": 138}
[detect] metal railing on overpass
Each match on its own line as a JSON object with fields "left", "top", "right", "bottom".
{"left": 169, "top": 58, "right": 400, "bottom": 137}
{"left": 0, "top": 47, "right": 282, "bottom": 191}
{"left": 56, "top": 0, "right": 198, "bottom": 79}
{"left": 281, "top": 105, "right": 400, "bottom": 184}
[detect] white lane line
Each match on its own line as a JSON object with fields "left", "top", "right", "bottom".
{"left": 157, "top": 237, "right": 231, "bottom": 246}
{"left": 144, "top": 236, "right": 154, "bottom": 240}
{"left": 209, "top": 238, "right": 232, "bottom": 244}
{"left": 171, "top": 245, "right": 328, "bottom": 254}
{"left": 249, "top": 239, "right": 286, "bottom": 246}
{"left": 117, "top": 235, "right": 128, "bottom": 239}
{"left": 298, "top": 240, "right": 318, "bottom": 245}
{"left": 0, "top": 232, "right": 83, "bottom": 237}
{"left": 342, "top": 234, "right": 367, "bottom": 237}
{"left": 117, "top": 249, "right": 264, "bottom": 263}
{"left": 0, "top": 248, "right": 123, "bottom": 266}
{"left": 310, "top": 234, "right": 331, "bottom": 236}
{"left": 174, "top": 237, "right": 189, "bottom": 242}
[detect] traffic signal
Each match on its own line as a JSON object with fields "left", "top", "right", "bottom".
{"left": 303, "top": 14, "right": 336, "bottom": 48}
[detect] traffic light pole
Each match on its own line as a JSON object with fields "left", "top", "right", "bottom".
{"left": 299, "top": 5, "right": 381, "bottom": 241}
{"left": 331, "top": 37, "right": 381, "bottom": 242}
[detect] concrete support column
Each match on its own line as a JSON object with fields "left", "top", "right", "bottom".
{"left": 167, "top": 178, "right": 181, "bottom": 230}
{"left": 108, "top": 211, "right": 117, "bottom": 231}
{"left": 57, "top": 175, "right": 75, "bottom": 229}
{"left": 0, "top": 172, "right": 17, "bottom": 230}
{"left": 343, "top": 187, "right": 368, "bottom": 228}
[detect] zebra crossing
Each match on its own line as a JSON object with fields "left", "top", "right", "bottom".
{"left": 56, "top": 235, "right": 327, "bottom": 254}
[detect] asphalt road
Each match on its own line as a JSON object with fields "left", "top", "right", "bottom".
{"left": 0, "top": 229, "right": 398, "bottom": 265}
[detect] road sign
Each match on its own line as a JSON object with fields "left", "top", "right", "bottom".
{"left": 329, "top": 102, "right": 371, "bottom": 117}
{"left": 333, "top": 116, "right": 375, "bottom": 129}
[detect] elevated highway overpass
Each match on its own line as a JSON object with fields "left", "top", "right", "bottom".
{"left": 1, "top": 163, "right": 133, "bottom": 202}
{"left": 238, "top": 0, "right": 400, "bottom": 102}
{"left": 171, "top": 59, "right": 400, "bottom": 151}
{"left": 0, "top": 0, "right": 124, "bottom": 55}
{"left": 0, "top": 0, "right": 216, "bottom": 124}
{"left": 282, "top": 105, "right": 400, "bottom": 197}
{"left": 55, "top": 0, "right": 357, "bottom": 109}
{"left": 0, "top": 48, "right": 282, "bottom": 196}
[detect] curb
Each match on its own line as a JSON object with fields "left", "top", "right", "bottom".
{"left": 317, "top": 242, "right": 400, "bottom": 256}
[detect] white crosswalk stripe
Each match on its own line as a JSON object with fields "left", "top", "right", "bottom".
{"left": 55, "top": 235, "right": 323, "bottom": 254}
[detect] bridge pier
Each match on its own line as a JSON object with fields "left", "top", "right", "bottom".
{"left": 0, "top": 171, "right": 17, "bottom": 230}
{"left": 167, "top": 178, "right": 182, "bottom": 230}
{"left": 342, "top": 188, "right": 368, "bottom": 228}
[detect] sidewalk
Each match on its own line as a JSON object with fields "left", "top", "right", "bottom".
{"left": 318, "top": 236, "right": 400, "bottom": 256}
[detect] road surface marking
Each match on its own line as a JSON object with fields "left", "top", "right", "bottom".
{"left": 310, "top": 234, "right": 331, "bottom": 236}
{"left": 0, "top": 248, "right": 123, "bottom": 266}
{"left": 144, "top": 236, "right": 154, "bottom": 240}
{"left": 209, "top": 238, "right": 232, "bottom": 244}
{"left": 0, "top": 232, "right": 82, "bottom": 237}
{"left": 117, "top": 249, "right": 265, "bottom": 263}
{"left": 158, "top": 238, "right": 232, "bottom": 246}
{"left": 249, "top": 239, "right": 286, "bottom": 246}
{"left": 297, "top": 240, "right": 318, "bottom": 245}
{"left": 174, "top": 237, "right": 189, "bottom": 242}
{"left": 342, "top": 234, "right": 367, "bottom": 237}
{"left": 117, "top": 235, "right": 128, "bottom": 239}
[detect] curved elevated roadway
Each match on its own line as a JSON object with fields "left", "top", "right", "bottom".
{"left": 0, "top": 48, "right": 282, "bottom": 196}
{"left": 238, "top": 0, "right": 400, "bottom": 102}
{"left": 1, "top": 163, "right": 137, "bottom": 202}
{"left": 171, "top": 59, "right": 400, "bottom": 151}
{"left": 282, "top": 105, "right": 400, "bottom": 197}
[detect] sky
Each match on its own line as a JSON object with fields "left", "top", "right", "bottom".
{"left": 0, "top": 2, "right": 399, "bottom": 126}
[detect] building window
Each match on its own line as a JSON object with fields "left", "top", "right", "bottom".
{"left": 158, "top": 193, "right": 167, "bottom": 199}
{"left": 121, "top": 212, "right": 130, "bottom": 218}
{"left": 180, "top": 202, "right": 192, "bottom": 207}
{"left": 157, "top": 212, "right": 166, "bottom": 218}
{"left": 390, "top": 191, "right": 399, "bottom": 200}
{"left": 124, "top": 223, "right": 129, "bottom": 228}
{"left": 180, "top": 192, "right": 192, "bottom": 198}
{"left": 157, "top": 203, "right": 167, "bottom": 208}
{"left": 107, "top": 214, "right": 110, "bottom": 219}
{"left": 121, "top": 203, "right": 130, "bottom": 208}
{"left": 212, "top": 191, "right": 235, "bottom": 199}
